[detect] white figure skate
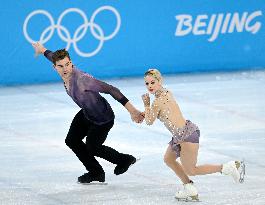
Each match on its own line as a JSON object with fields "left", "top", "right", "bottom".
{"left": 175, "top": 181, "right": 199, "bottom": 202}
{"left": 222, "top": 160, "right": 245, "bottom": 183}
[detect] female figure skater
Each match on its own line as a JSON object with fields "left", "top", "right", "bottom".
{"left": 32, "top": 42, "right": 144, "bottom": 184}
{"left": 141, "top": 69, "right": 245, "bottom": 201}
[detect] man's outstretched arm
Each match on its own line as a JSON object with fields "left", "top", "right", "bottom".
{"left": 32, "top": 42, "right": 54, "bottom": 62}
{"left": 32, "top": 42, "right": 47, "bottom": 56}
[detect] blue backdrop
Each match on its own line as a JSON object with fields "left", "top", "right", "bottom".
{"left": 1, "top": 0, "right": 265, "bottom": 85}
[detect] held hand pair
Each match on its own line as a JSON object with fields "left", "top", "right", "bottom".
{"left": 131, "top": 110, "right": 145, "bottom": 124}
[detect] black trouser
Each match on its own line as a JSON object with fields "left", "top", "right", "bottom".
{"left": 65, "top": 110, "right": 127, "bottom": 175}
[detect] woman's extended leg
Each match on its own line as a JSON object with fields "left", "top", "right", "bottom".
{"left": 180, "top": 142, "right": 222, "bottom": 176}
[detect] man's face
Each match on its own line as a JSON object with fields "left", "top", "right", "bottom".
{"left": 53, "top": 57, "right": 73, "bottom": 79}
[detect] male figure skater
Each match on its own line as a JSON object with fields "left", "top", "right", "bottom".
{"left": 32, "top": 42, "right": 144, "bottom": 184}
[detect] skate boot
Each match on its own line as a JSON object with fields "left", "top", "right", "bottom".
{"left": 221, "top": 160, "right": 245, "bottom": 183}
{"left": 114, "top": 155, "right": 136, "bottom": 175}
{"left": 77, "top": 172, "right": 106, "bottom": 184}
{"left": 175, "top": 180, "right": 199, "bottom": 202}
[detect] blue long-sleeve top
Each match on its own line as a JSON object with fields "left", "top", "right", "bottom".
{"left": 44, "top": 50, "right": 129, "bottom": 125}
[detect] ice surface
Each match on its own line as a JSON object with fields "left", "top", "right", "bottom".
{"left": 0, "top": 70, "right": 264, "bottom": 205}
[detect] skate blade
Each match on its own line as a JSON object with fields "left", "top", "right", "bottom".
{"left": 175, "top": 195, "right": 200, "bottom": 202}
{"left": 77, "top": 181, "right": 108, "bottom": 185}
{"left": 129, "top": 157, "right": 141, "bottom": 167}
{"left": 134, "top": 157, "right": 141, "bottom": 164}
{"left": 238, "top": 160, "right": 246, "bottom": 183}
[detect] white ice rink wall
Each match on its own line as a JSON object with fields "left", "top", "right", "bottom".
{"left": 1, "top": 1, "right": 265, "bottom": 85}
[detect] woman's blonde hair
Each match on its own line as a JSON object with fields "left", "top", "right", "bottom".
{"left": 144, "top": 68, "right": 162, "bottom": 82}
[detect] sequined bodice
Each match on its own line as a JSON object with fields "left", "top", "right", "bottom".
{"left": 144, "top": 88, "right": 199, "bottom": 142}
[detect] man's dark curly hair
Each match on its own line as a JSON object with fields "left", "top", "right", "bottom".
{"left": 52, "top": 49, "right": 71, "bottom": 65}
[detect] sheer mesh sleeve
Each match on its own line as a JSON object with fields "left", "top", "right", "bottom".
{"left": 144, "top": 98, "right": 161, "bottom": 125}
{"left": 44, "top": 50, "right": 54, "bottom": 63}
{"left": 79, "top": 73, "right": 129, "bottom": 106}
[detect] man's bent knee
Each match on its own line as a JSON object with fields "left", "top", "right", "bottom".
{"left": 65, "top": 136, "right": 77, "bottom": 148}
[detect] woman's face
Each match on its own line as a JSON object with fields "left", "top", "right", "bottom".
{"left": 144, "top": 75, "right": 161, "bottom": 94}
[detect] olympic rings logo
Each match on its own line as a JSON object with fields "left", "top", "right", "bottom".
{"left": 23, "top": 6, "right": 121, "bottom": 57}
